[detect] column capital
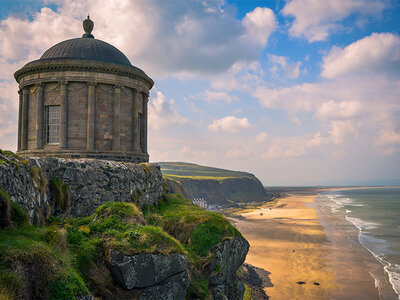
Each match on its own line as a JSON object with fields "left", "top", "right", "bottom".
{"left": 35, "top": 83, "right": 44, "bottom": 91}
{"left": 60, "top": 80, "right": 68, "bottom": 86}
{"left": 113, "top": 85, "right": 123, "bottom": 92}
{"left": 18, "top": 89, "right": 22, "bottom": 95}
{"left": 22, "top": 87, "right": 30, "bottom": 95}
{"left": 87, "top": 81, "right": 97, "bottom": 87}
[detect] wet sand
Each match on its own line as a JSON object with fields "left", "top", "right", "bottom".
{"left": 232, "top": 194, "right": 380, "bottom": 300}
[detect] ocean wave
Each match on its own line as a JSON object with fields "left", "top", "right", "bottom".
{"left": 385, "top": 264, "right": 400, "bottom": 300}
{"left": 318, "top": 193, "right": 364, "bottom": 214}
{"left": 357, "top": 232, "right": 400, "bottom": 299}
{"left": 346, "top": 216, "right": 381, "bottom": 231}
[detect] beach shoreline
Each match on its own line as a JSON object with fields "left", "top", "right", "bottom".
{"left": 231, "top": 192, "right": 382, "bottom": 299}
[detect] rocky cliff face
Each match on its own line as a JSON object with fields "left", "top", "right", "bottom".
{"left": 0, "top": 152, "right": 251, "bottom": 299}
{"left": 176, "top": 176, "right": 269, "bottom": 206}
{"left": 205, "top": 236, "right": 250, "bottom": 300}
{"left": 0, "top": 153, "right": 163, "bottom": 224}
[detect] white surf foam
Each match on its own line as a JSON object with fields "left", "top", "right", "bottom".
{"left": 346, "top": 216, "right": 380, "bottom": 231}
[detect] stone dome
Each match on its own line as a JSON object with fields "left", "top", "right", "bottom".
{"left": 40, "top": 38, "right": 133, "bottom": 67}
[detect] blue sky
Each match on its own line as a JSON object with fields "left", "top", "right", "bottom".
{"left": 0, "top": 0, "right": 399, "bottom": 186}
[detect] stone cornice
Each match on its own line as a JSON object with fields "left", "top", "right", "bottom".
{"left": 14, "top": 59, "right": 154, "bottom": 89}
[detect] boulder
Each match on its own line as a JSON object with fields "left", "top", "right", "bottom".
{"left": 106, "top": 250, "right": 189, "bottom": 299}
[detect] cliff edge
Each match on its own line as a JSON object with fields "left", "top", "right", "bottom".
{"left": 158, "top": 162, "right": 270, "bottom": 207}
{"left": 0, "top": 150, "right": 249, "bottom": 299}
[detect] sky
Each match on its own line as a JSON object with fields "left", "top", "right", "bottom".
{"left": 0, "top": 0, "right": 399, "bottom": 186}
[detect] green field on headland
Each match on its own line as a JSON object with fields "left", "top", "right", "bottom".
{"left": 157, "top": 162, "right": 255, "bottom": 180}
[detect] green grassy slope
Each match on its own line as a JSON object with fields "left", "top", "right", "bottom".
{"left": 157, "top": 162, "right": 255, "bottom": 180}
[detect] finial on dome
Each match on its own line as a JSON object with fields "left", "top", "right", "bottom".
{"left": 82, "top": 15, "right": 94, "bottom": 38}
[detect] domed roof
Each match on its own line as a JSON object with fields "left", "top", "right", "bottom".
{"left": 39, "top": 16, "right": 132, "bottom": 67}
{"left": 40, "top": 38, "right": 132, "bottom": 67}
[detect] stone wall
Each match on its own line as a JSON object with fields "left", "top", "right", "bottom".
{"left": 0, "top": 152, "right": 163, "bottom": 223}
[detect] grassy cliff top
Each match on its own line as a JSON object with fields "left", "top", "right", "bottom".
{"left": 156, "top": 162, "right": 255, "bottom": 181}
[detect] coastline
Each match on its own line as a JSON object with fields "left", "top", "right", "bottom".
{"left": 231, "top": 193, "right": 381, "bottom": 299}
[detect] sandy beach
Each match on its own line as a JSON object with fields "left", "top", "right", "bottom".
{"left": 233, "top": 194, "right": 381, "bottom": 300}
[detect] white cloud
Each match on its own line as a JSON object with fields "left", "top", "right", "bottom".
{"left": 322, "top": 33, "right": 400, "bottom": 78}
{"left": 0, "top": 0, "right": 277, "bottom": 79}
{"left": 316, "top": 100, "right": 362, "bottom": 120}
{"left": 376, "top": 129, "right": 400, "bottom": 147}
{"left": 208, "top": 116, "right": 251, "bottom": 132}
{"left": 242, "top": 7, "right": 276, "bottom": 46}
{"left": 0, "top": 81, "right": 19, "bottom": 151}
{"left": 282, "top": 0, "right": 386, "bottom": 42}
{"left": 268, "top": 54, "right": 302, "bottom": 79}
{"left": 148, "top": 91, "right": 187, "bottom": 130}
{"left": 262, "top": 144, "right": 305, "bottom": 159}
{"left": 211, "top": 61, "right": 264, "bottom": 92}
{"left": 256, "top": 132, "right": 268, "bottom": 142}
{"left": 329, "top": 120, "right": 358, "bottom": 144}
{"left": 225, "top": 147, "right": 254, "bottom": 159}
{"left": 195, "top": 90, "right": 238, "bottom": 103}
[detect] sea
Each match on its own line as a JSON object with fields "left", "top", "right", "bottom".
{"left": 317, "top": 187, "right": 400, "bottom": 300}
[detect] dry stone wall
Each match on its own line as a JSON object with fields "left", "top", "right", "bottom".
{"left": 0, "top": 152, "right": 163, "bottom": 223}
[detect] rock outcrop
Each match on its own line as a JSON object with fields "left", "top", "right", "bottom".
{"left": 205, "top": 236, "right": 250, "bottom": 300}
{"left": 176, "top": 177, "right": 269, "bottom": 206}
{"left": 0, "top": 153, "right": 163, "bottom": 223}
{"left": 107, "top": 250, "right": 189, "bottom": 299}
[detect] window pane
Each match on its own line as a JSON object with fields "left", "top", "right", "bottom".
{"left": 45, "top": 106, "right": 60, "bottom": 144}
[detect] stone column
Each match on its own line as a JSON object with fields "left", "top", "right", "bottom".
{"left": 87, "top": 82, "right": 96, "bottom": 150}
{"left": 35, "top": 83, "right": 44, "bottom": 149}
{"left": 21, "top": 88, "right": 29, "bottom": 150}
{"left": 132, "top": 89, "right": 140, "bottom": 151}
{"left": 142, "top": 92, "right": 148, "bottom": 153}
{"left": 60, "top": 81, "right": 68, "bottom": 148}
{"left": 112, "top": 85, "right": 121, "bottom": 150}
{"left": 17, "top": 90, "right": 22, "bottom": 151}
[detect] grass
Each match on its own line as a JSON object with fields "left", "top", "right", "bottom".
{"left": 157, "top": 162, "right": 255, "bottom": 180}
{"left": 49, "top": 178, "right": 70, "bottom": 214}
{"left": 144, "top": 193, "right": 242, "bottom": 257}
{"left": 0, "top": 189, "right": 29, "bottom": 228}
{"left": 164, "top": 174, "right": 237, "bottom": 181}
{"left": 0, "top": 188, "right": 245, "bottom": 299}
{"left": 0, "top": 201, "right": 189, "bottom": 298}
{"left": 243, "top": 284, "right": 253, "bottom": 300}
{"left": 0, "top": 226, "right": 89, "bottom": 299}
{"left": 0, "top": 150, "right": 23, "bottom": 170}
{"left": 67, "top": 202, "right": 186, "bottom": 256}
{"left": 30, "top": 166, "right": 47, "bottom": 196}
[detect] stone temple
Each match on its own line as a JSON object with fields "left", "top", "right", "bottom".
{"left": 14, "top": 16, "right": 153, "bottom": 163}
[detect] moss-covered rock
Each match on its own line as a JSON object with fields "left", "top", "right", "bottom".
{"left": 146, "top": 193, "right": 242, "bottom": 257}
{"left": 143, "top": 193, "right": 249, "bottom": 299}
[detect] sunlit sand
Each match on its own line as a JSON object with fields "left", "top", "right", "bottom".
{"left": 232, "top": 195, "right": 380, "bottom": 300}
